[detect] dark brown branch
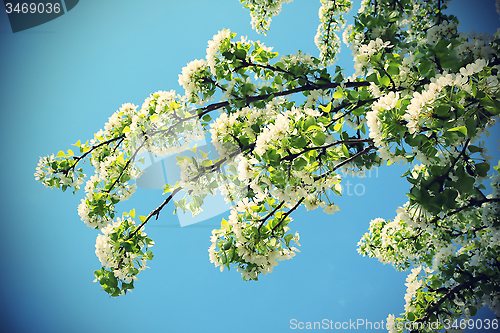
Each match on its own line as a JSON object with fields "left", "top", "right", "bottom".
{"left": 326, "top": 98, "right": 378, "bottom": 127}
{"left": 271, "top": 198, "right": 305, "bottom": 235}
{"left": 314, "top": 145, "right": 376, "bottom": 181}
{"left": 412, "top": 273, "right": 491, "bottom": 330}
{"left": 147, "top": 81, "right": 371, "bottom": 139}
{"left": 62, "top": 134, "right": 125, "bottom": 175}
{"left": 127, "top": 186, "right": 183, "bottom": 240}
{"left": 233, "top": 58, "right": 320, "bottom": 88}
{"left": 187, "top": 80, "right": 372, "bottom": 120}
{"left": 422, "top": 138, "right": 470, "bottom": 193}
{"left": 379, "top": 64, "right": 397, "bottom": 91}
{"left": 428, "top": 197, "right": 500, "bottom": 227}
{"left": 104, "top": 139, "right": 148, "bottom": 194}
{"left": 281, "top": 139, "right": 373, "bottom": 162}
{"left": 258, "top": 200, "right": 285, "bottom": 234}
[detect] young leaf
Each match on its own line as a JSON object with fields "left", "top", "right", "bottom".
{"left": 447, "top": 126, "right": 467, "bottom": 136}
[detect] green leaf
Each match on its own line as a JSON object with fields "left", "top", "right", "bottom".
{"left": 319, "top": 103, "right": 331, "bottom": 113}
{"left": 341, "top": 144, "right": 349, "bottom": 157}
{"left": 465, "top": 117, "right": 477, "bottom": 137}
{"left": 108, "top": 272, "right": 118, "bottom": 288}
{"left": 264, "top": 149, "right": 280, "bottom": 166}
{"left": 312, "top": 132, "right": 326, "bottom": 146}
{"left": 447, "top": 126, "right": 467, "bottom": 136}
{"left": 250, "top": 205, "right": 261, "bottom": 212}
{"left": 419, "top": 60, "right": 431, "bottom": 75}
{"left": 163, "top": 184, "right": 173, "bottom": 194}
{"left": 201, "top": 159, "right": 213, "bottom": 167}
{"left": 458, "top": 176, "right": 475, "bottom": 193}
{"left": 366, "top": 73, "right": 378, "bottom": 84}
{"left": 352, "top": 107, "right": 364, "bottom": 116}
{"left": 291, "top": 136, "right": 307, "bottom": 148}
{"left": 305, "top": 125, "right": 323, "bottom": 133}
{"left": 94, "top": 270, "right": 103, "bottom": 279}
{"left": 303, "top": 116, "right": 317, "bottom": 132}
{"left": 293, "top": 158, "right": 308, "bottom": 171}
{"left": 221, "top": 218, "right": 229, "bottom": 230}
{"left": 406, "top": 177, "right": 418, "bottom": 185}
{"left": 434, "top": 105, "right": 450, "bottom": 117}
{"left": 479, "top": 96, "right": 500, "bottom": 115}
{"left": 475, "top": 162, "right": 490, "bottom": 177}
{"left": 234, "top": 48, "right": 246, "bottom": 60}
{"left": 430, "top": 165, "right": 444, "bottom": 177}
{"left": 468, "top": 145, "right": 481, "bottom": 154}
{"left": 387, "top": 63, "right": 399, "bottom": 76}
{"left": 470, "top": 306, "right": 477, "bottom": 317}
{"left": 222, "top": 240, "right": 232, "bottom": 251}
{"left": 440, "top": 55, "right": 458, "bottom": 70}
{"left": 332, "top": 87, "right": 344, "bottom": 99}
{"left": 222, "top": 51, "right": 234, "bottom": 61}
{"left": 120, "top": 174, "right": 131, "bottom": 182}
{"left": 379, "top": 75, "right": 390, "bottom": 87}
{"left": 122, "top": 282, "right": 134, "bottom": 291}
{"left": 228, "top": 246, "right": 236, "bottom": 262}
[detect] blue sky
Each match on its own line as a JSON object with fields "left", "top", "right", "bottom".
{"left": 0, "top": 1, "right": 499, "bottom": 332}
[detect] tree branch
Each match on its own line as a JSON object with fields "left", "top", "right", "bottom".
{"left": 127, "top": 186, "right": 183, "bottom": 240}
{"left": 412, "top": 273, "right": 491, "bottom": 330}
{"left": 314, "top": 145, "right": 376, "bottom": 181}
{"left": 258, "top": 200, "right": 285, "bottom": 235}
{"left": 62, "top": 134, "right": 125, "bottom": 175}
{"left": 281, "top": 139, "right": 373, "bottom": 162}
{"left": 271, "top": 198, "right": 305, "bottom": 235}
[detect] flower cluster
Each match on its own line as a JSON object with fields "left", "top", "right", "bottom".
{"left": 93, "top": 212, "right": 154, "bottom": 297}
{"left": 178, "top": 59, "right": 211, "bottom": 104}
{"left": 359, "top": 159, "right": 500, "bottom": 326}
{"left": 353, "top": 38, "right": 392, "bottom": 77}
{"left": 426, "top": 21, "right": 457, "bottom": 45}
{"left": 366, "top": 91, "right": 404, "bottom": 163}
{"left": 456, "top": 31, "right": 497, "bottom": 61}
{"left": 240, "top": 0, "right": 293, "bottom": 34}
{"left": 34, "top": 154, "right": 85, "bottom": 193}
{"left": 206, "top": 29, "right": 232, "bottom": 76}
{"left": 208, "top": 202, "right": 301, "bottom": 280}
{"left": 315, "top": 0, "right": 352, "bottom": 65}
